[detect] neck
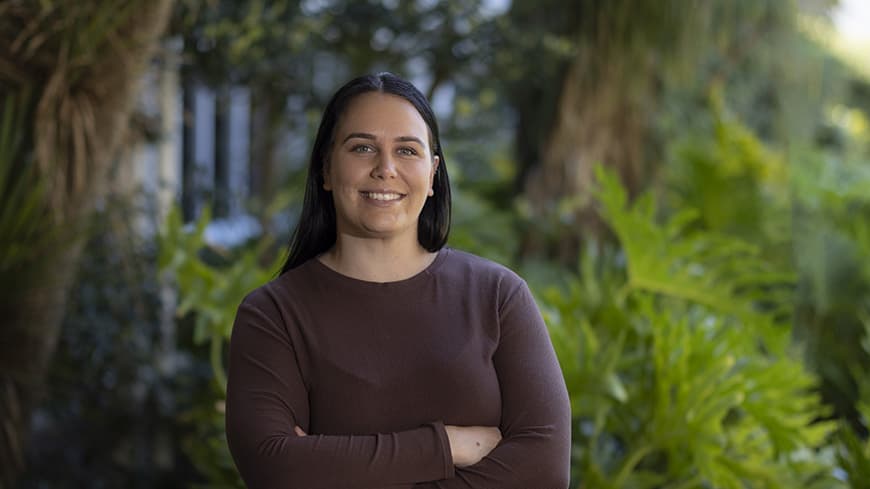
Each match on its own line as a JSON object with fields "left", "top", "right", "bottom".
{"left": 319, "top": 234, "right": 438, "bottom": 282}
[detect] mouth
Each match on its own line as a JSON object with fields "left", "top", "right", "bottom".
{"left": 360, "top": 191, "right": 406, "bottom": 202}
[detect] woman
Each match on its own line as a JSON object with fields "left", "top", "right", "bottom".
{"left": 226, "top": 73, "right": 571, "bottom": 488}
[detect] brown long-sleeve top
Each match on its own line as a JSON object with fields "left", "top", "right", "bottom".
{"left": 225, "top": 247, "right": 571, "bottom": 489}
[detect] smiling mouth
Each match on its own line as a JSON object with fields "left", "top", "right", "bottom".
{"left": 360, "top": 191, "right": 405, "bottom": 201}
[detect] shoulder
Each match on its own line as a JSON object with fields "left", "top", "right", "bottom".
{"left": 439, "top": 247, "right": 527, "bottom": 296}
{"left": 237, "top": 258, "right": 319, "bottom": 314}
{"left": 442, "top": 247, "right": 521, "bottom": 278}
{"left": 232, "top": 260, "right": 327, "bottom": 345}
{"left": 440, "top": 249, "right": 542, "bottom": 330}
{"left": 234, "top": 280, "right": 282, "bottom": 326}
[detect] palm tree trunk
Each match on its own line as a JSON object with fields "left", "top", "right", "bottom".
{"left": 0, "top": 236, "right": 85, "bottom": 488}
{"left": 521, "top": 46, "right": 658, "bottom": 260}
{"left": 511, "top": 0, "right": 711, "bottom": 262}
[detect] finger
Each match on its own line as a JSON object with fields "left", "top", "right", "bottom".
{"left": 294, "top": 426, "right": 307, "bottom": 437}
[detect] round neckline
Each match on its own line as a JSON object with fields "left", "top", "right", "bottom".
{"left": 308, "top": 247, "right": 450, "bottom": 288}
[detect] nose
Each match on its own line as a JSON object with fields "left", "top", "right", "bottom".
{"left": 371, "top": 153, "right": 398, "bottom": 180}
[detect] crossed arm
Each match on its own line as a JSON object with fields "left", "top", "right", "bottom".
{"left": 225, "top": 283, "right": 570, "bottom": 489}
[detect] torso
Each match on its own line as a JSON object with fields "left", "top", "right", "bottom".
{"left": 270, "top": 248, "right": 514, "bottom": 435}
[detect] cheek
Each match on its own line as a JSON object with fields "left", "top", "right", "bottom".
{"left": 411, "top": 164, "right": 435, "bottom": 185}
{"left": 326, "top": 164, "right": 357, "bottom": 188}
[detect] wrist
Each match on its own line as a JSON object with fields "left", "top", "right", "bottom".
{"left": 444, "top": 425, "right": 462, "bottom": 465}
{"left": 433, "top": 421, "right": 457, "bottom": 478}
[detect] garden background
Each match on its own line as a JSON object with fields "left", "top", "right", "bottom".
{"left": 2, "top": 0, "right": 870, "bottom": 487}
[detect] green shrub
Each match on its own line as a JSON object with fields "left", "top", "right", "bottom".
{"left": 158, "top": 206, "right": 282, "bottom": 489}
{"left": 539, "top": 167, "right": 843, "bottom": 488}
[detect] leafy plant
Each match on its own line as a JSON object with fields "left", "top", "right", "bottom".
{"left": 1, "top": 1, "right": 173, "bottom": 484}
{"left": 834, "top": 318, "right": 870, "bottom": 489}
{"left": 539, "top": 167, "right": 842, "bottom": 488}
{"left": 664, "top": 97, "right": 870, "bottom": 432}
{"left": 158, "top": 206, "right": 283, "bottom": 488}
{"left": 0, "top": 89, "right": 48, "bottom": 280}
{"left": 158, "top": 206, "right": 283, "bottom": 390}
{"left": 20, "top": 196, "right": 199, "bottom": 488}
{"left": 836, "top": 390, "right": 870, "bottom": 488}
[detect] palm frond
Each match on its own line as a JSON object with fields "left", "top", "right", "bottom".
{"left": 2, "top": 0, "right": 171, "bottom": 217}
{"left": 0, "top": 89, "right": 54, "bottom": 279}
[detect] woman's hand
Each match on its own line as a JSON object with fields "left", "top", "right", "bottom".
{"left": 444, "top": 425, "right": 502, "bottom": 467}
{"left": 295, "top": 425, "right": 502, "bottom": 468}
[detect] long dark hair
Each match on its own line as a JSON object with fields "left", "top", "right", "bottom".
{"left": 279, "top": 73, "right": 452, "bottom": 274}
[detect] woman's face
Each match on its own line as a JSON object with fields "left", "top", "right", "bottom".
{"left": 324, "top": 92, "right": 439, "bottom": 244}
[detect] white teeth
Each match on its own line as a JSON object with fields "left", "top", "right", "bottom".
{"left": 363, "top": 192, "right": 402, "bottom": 201}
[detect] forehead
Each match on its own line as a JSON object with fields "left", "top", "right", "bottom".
{"left": 336, "top": 92, "right": 430, "bottom": 141}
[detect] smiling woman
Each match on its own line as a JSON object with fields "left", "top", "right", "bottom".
{"left": 224, "top": 73, "right": 571, "bottom": 489}
{"left": 322, "top": 93, "right": 440, "bottom": 263}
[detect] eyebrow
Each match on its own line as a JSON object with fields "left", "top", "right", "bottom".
{"left": 342, "top": 132, "right": 425, "bottom": 147}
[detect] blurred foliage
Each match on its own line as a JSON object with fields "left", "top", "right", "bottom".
{"left": 791, "top": 146, "right": 870, "bottom": 426}
{"left": 158, "top": 206, "right": 283, "bottom": 389}
{"left": 662, "top": 82, "right": 870, "bottom": 462}
{"left": 171, "top": 0, "right": 498, "bottom": 86}
{"left": 663, "top": 90, "right": 791, "bottom": 246}
{"left": 158, "top": 206, "right": 282, "bottom": 488}
{"left": 0, "top": 89, "right": 53, "bottom": 301}
{"left": 502, "top": 0, "right": 839, "bottom": 259}
{"left": 18, "top": 196, "right": 204, "bottom": 488}
{"left": 2, "top": 0, "right": 172, "bottom": 485}
{"left": 836, "top": 331, "right": 870, "bottom": 487}
{"left": 541, "top": 167, "right": 841, "bottom": 488}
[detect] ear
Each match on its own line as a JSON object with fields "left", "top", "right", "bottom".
{"left": 428, "top": 155, "right": 440, "bottom": 196}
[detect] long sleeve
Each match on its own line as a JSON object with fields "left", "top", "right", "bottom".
{"left": 415, "top": 280, "right": 572, "bottom": 489}
{"left": 225, "top": 289, "right": 454, "bottom": 489}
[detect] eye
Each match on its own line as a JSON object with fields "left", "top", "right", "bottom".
{"left": 397, "top": 147, "right": 418, "bottom": 156}
{"left": 351, "top": 144, "right": 374, "bottom": 154}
